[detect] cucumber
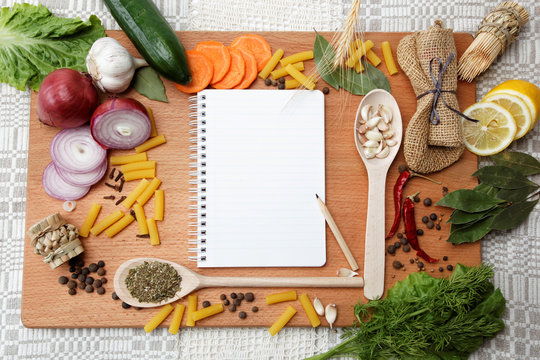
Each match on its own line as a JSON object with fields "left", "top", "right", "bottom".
{"left": 104, "top": 0, "right": 191, "bottom": 85}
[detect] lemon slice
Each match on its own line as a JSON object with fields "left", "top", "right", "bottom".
{"left": 462, "top": 102, "right": 517, "bottom": 156}
{"left": 482, "top": 93, "right": 532, "bottom": 139}
{"left": 485, "top": 79, "right": 540, "bottom": 130}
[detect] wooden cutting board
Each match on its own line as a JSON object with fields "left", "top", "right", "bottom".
{"left": 22, "top": 31, "right": 479, "bottom": 329}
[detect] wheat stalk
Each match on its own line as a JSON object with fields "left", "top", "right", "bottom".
{"left": 333, "top": 0, "right": 361, "bottom": 69}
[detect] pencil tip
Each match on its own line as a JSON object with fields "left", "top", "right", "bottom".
{"left": 315, "top": 194, "right": 319, "bottom": 199}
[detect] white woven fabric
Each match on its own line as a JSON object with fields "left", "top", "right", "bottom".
{"left": 1, "top": 0, "right": 539, "bottom": 359}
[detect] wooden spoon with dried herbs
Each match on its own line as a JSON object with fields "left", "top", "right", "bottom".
{"left": 114, "top": 258, "right": 365, "bottom": 308}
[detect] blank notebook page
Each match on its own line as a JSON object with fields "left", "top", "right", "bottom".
{"left": 194, "top": 89, "right": 326, "bottom": 267}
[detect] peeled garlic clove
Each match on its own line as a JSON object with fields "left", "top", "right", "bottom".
{"left": 383, "top": 128, "right": 394, "bottom": 139}
{"left": 365, "top": 129, "right": 383, "bottom": 142}
{"left": 363, "top": 140, "right": 379, "bottom": 148}
{"left": 377, "top": 121, "right": 389, "bottom": 132}
{"left": 360, "top": 104, "right": 372, "bottom": 123}
{"left": 325, "top": 304, "right": 337, "bottom": 329}
{"left": 337, "top": 268, "right": 359, "bottom": 277}
{"left": 386, "top": 139, "right": 397, "bottom": 147}
{"left": 313, "top": 297, "right": 325, "bottom": 316}
{"left": 357, "top": 133, "right": 368, "bottom": 145}
{"left": 376, "top": 145, "right": 390, "bottom": 158}
{"left": 357, "top": 124, "right": 368, "bottom": 134}
{"left": 379, "top": 104, "right": 393, "bottom": 123}
{"left": 364, "top": 147, "right": 377, "bottom": 159}
{"left": 366, "top": 116, "right": 383, "bottom": 129}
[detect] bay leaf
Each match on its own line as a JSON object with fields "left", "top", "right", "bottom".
{"left": 474, "top": 183, "right": 499, "bottom": 197}
{"left": 132, "top": 67, "right": 168, "bottom": 103}
{"left": 490, "top": 199, "right": 539, "bottom": 231}
{"left": 447, "top": 215, "right": 494, "bottom": 244}
{"left": 448, "top": 207, "right": 496, "bottom": 225}
{"left": 473, "top": 165, "right": 538, "bottom": 189}
{"left": 436, "top": 189, "right": 505, "bottom": 212}
{"left": 491, "top": 151, "right": 540, "bottom": 176}
{"left": 313, "top": 32, "right": 341, "bottom": 90}
{"left": 497, "top": 185, "right": 538, "bottom": 202}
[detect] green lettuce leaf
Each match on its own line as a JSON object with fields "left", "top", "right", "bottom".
{"left": 0, "top": 3, "right": 105, "bottom": 91}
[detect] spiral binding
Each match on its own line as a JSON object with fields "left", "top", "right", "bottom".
{"left": 188, "top": 94, "right": 207, "bottom": 263}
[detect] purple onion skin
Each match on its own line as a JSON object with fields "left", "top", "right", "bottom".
{"left": 37, "top": 69, "right": 99, "bottom": 129}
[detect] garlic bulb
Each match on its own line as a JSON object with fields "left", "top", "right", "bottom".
{"left": 325, "top": 304, "right": 337, "bottom": 329}
{"left": 86, "top": 37, "right": 148, "bottom": 93}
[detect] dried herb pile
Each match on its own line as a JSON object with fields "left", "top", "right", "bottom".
{"left": 125, "top": 261, "right": 181, "bottom": 303}
{"left": 437, "top": 151, "right": 540, "bottom": 244}
{"left": 306, "top": 264, "right": 505, "bottom": 360}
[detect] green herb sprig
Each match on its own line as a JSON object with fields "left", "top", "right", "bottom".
{"left": 306, "top": 264, "right": 506, "bottom": 360}
{"left": 437, "top": 151, "right": 540, "bottom": 244}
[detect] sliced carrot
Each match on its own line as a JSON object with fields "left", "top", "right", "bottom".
{"left": 194, "top": 41, "right": 231, "bottom": 84}
{"left": 174, "top": 50, "right": 213, "bottom": 94}
{"left": 233, "top": 48, "right": 258, "bottom": 89}
{"left": 212, "top": 47, "right": 245, "bottom": 89}
{"left": 230, "top": 34, "right": 272, "bottom": 72}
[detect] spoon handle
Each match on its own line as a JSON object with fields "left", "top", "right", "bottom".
{"left": 363, "top": 168, "right": 387, "bottom": 300}
{"left": 199, "top": 276, "right": 364, "bottom": 288}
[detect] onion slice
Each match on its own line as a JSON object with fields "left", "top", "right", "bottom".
{"left": 42, "top": 163, "right": 90, "bottom": 201}
{"left": 50, "top": 126, "right": 107, "bottom": 174}
{"left": 55, "top": 158, "right": 108, "bottom": 187}
{"left": 91, "top": 98, "right": 151, "bottom": 149}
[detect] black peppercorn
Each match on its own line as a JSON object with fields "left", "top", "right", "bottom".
{"left": 93, "top": 279, "right": 103, "bottom": 288}
{"left": 234, "top": 298, "right": 242, "bottom": 306}
{"left": 58, "top": 276, "right": 69, "bottom": 285}
{"left": 69, "top": 266, "right": 76, "bottom": 273}
{"left": 67, "top": 280, "right": 77, "bottom": 289}
{"left": 220, "top": 294, "right": 227, "bottom": 300}
{"left": 277, "top": 83, "right": 285, "bottom": 90}
{"left": 417, "top": 229, "right": 424, "bottom": 236}
{"left": 230, "top": 292, "right": 237, "bottom": 299}
{"left": 97, "top": 287, "right": 106, "bottom": 295}
{"left": 237, "top": 293, "right": 245, "bottom": 300}
{"left": 387, "top": 245, "right": 396, "bottom": 255}
{"left": 223, "top": 299, "right": 230, "bottom": 306}
{"left": 85, "top": 285, "right": 94, "bottom": 293}
{"left": 77, "top": 274, "right": 86, "bottom": 283}
{"left": 413, "top": 195, "right": 420, "bottom": 203}
{"left": 443, "top": 256, "right": 448, "bottom": 261}
{"left": 252, "top": 306, "right": 259, "bottom": 313}
{"left": 245, "top": 292, "right": 255, "bottom": 302}
{"left": 422, "top": 216, "right": 429, "bottom": 223}
{"left": 85, "top": 276, "right": 94, "bottom": 285}
{"left": 78, "top": 282, "right": 86, "bottom": 290}
{"left": 429, "top": 213, "right": 437, "bottom": 220}
{"left": 229, "top": 304, "right": 236, "bottom": 312}
{"left": 396, "top": 232, "right": 403, "bottom": 239}
{"left": 97, "top": 260, "right": 105, "bottom": 268}
{"left": 97, "top": 268, "right": 106, "bottom": 276}
{"left": 393, "top": 241, "right": 401, "bottom": 249}
{"left": 447, "top": 264, "right": 454, "bottom": 271}
{"left": 89, "top": 263, "right": 98, "bottom": 272}
{"left": 417, "top": 261, "right": 424, "bottom": 268}
{"left": 70, "top": 273, "right": 78, "bottom": 279}
{"left": 278, "top": 77, "right": 285, "bottom": 84}
{"left": 402, "top": 244, "right": 411, "bottom": 252}
{"left": 409, "top": 259, "right": 415, "bottom": 264}
{"left": 68, "top": 288, "right": 76, "bottom": 295}
{"left": 112, "top": 292, "right": 120, "bottom": 300}
{"left": 264, "top": 78, "right": 272, "bottom": 86}
{"left": 426, "top": 221, "right": 434, "bottom": 229}
{"left": 238, "top": 311, "right": 247, "bottom": 319}
{"left": 423, "top": 198, "right": 432, "bottom": 206}
{"left": 439, "top": 267, "right": 444, "bottom": 272}
{"left": 101, "top": 278, "right": 108, "bottom": 284}
{"left": 400, "top": 237, "right": 408, "bottom": 245}
{"left": 82, "top": 268, "right": 90, "bottom": 275}
{"left": 436, "top": 224, "right": 441, "bottom": 230}
{"left": 322, "top": 87, "right": 330, "bottom": 95}
{"left": 202, "top": 301, "right": 211, "bottom": 308}
{"left": 392, "top": 260, "right": 403, "bottom": 269}
{"left": 122, "top": 301, "right": 131, "bottom": 309}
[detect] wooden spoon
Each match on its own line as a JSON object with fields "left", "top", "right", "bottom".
{"left": 354, "top": 89, "right": 403, "bottom": 300}
{"left": 114, "top": 257, "right": 365, "bottom": 308}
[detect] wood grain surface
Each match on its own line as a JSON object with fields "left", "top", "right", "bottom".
{"left": 22, "top": 31, "right": 479, "bottom": 329}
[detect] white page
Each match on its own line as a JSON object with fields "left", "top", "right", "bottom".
{"left": 196, "top": 89, "right": 326, "bottom": 267}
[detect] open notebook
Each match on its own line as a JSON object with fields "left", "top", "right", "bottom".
{"left": 189, "top": 89, "right": 326, "bottom": 267}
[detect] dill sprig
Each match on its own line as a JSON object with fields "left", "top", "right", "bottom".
{"left": 306, "top": 264, "right": 506, "bottom": 360}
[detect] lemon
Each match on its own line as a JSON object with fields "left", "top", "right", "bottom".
{"left": 485, "top": 79, "right": 540, "bottom": 131}
{"left": 482, "top": 93, "right": 532, "bottom": 139}
{"left": 461, "top": 102, "right": 517, "bottom": 156}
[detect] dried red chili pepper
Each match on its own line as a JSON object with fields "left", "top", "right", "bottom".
{"left": 385, "top": 170, "right": 410, "bottom": 239}
{"left": 403, "top": 193, "right": 438, "bottom": 263}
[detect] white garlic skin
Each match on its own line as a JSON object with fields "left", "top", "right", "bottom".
{"left": 325, "top": 304, "right": 337, "bottom": 329}
{"left": 313, "top": 297, "right": 325, "bottom": 316}
{"left": 86, "top": 37, "right": 148, "bottom": 93}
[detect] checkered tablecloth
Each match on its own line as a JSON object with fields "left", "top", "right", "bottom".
{"left": 1, "top": 0, "right": 539, "bottom": 359}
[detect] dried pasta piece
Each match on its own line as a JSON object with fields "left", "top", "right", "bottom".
{"left": 135, "top": 134, "right": 167, "bottom": 153}
{"left": 104, "top": 213, "right": 135, "bottom": 238}
{"left": 382, "top": 41, "right": 398, "bottom": 75}
{"left": 110, "top": 152, "right": 147, "bottom": 165}
{"left": 144, "top": 304, "right": 174, "bottom": 333}
{"left": 147, "top": 218, "right": 160, "bottom": 246}
{"left": 258, "top": 48, "right": 284, "bottom": 80}
{"left": 122, "top": 179, "right": 150, "bottom": 208}
{"left": 146, "top": 107, "right": 158, "bottom": 137}
{"left": 270, "top": 62, "right": 304, "bottom": 80}
{"left": 366, "top": 49, "right": 382, "bottom": 67}
{"left": 123, "top": 168, "right": 156, "bottom": 182}
{"left": 284, "top": 64, "right": 315, "bottom": 90}
{"left": 299, "top": 293, "right": 321, "bottom": 327}
{"left": 354, "top": 60, "right": 365, "bottom": 73}
{"left": 90, "top": 210, "right": 124, "bottom": 236}
{"left": 120, "top": 160, "right": 156, "bottom": 174}
{"left": 154, "top": 190, "right": 164, "bottom": 221}
{"left": 266, "top": 290, "right": 297, "bottom": 304}
{"left": 133, "top": 203, "right": 148, "bottom": 235}
{"left": 168, "top": 303, "right": 186, "bottom": 335}
{"left": 79, "top": 203, "right": 101, "bottom": 237}
{"left": 346, "top": 40, "right": 374, "bottom": 68}
{"left": 280, "top": 51, "right": 313, "bottom": 67}
{"left": 268, "top": 305, "right": 297, "bottom": 336}
{"left": 191, "top": 304, "right": 224, "bottom": 322}
{"left": 186, "top": 294, "right": 197, "bottom": 327}
{"left": 137, "top": 177, "right": 162, "bottom": 207}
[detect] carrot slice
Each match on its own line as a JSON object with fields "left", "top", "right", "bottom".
{"left": 230, "top": 34, "right": 272, "bottom": 72}
{"left": 212, "top": 48, "right": 245, "bottom": 89}
{"left": 174, "top": 50, "right": 213, "bottom": 94}
{"left": 233, "top": 48, "right": 258, "bottom": 89}
{"left": 194, "top": 41, "right": 231, "bottom": 84}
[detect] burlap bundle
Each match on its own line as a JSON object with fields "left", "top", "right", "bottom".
{"left": 397, "top": 20, "right": 464, "bottom": 174}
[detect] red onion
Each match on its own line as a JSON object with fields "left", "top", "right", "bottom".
{"left": 37, "top": 69, "right": 99, "bottom": 129}
{"left": 91, "top": 98, "right": 151, "bottom": 149}
{"left": 42, "top": 163, "right": 90, "bottom": 201}
{"left": 55, "top": 158, "right": 108, "bottom": 187}
{"left": 50, "top": 126, "right": 107, "bottom": 174}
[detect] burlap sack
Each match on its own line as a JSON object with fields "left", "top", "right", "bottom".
{"left": 397, "top": 20, "right": 464, "bottom": 174}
